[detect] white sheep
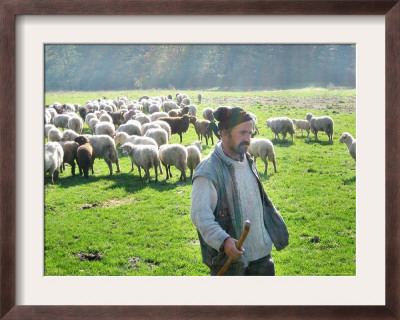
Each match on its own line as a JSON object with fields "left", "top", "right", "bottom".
{"left": 188, "top": 104, "right": 198, "bottom": 117}
{"left": 61, "top": 129, "right": 79, "bottom": 141}
{"left": 89, "top": 135, "right": 120, "bottom": 175}
{"left": 306, "top": 113, "right": 334, "bottom": 142}
{"left": 149, "top": 104, "right": 161, "bottom": 114}
{"left": 248, "top": 112, "right": 259, "bottom": 137}
{"left": 53, "top": 114, "right": 72, "bottom": 130}
{"left": 67, "top": 117, "right": 83, "bottom": 134}
{"left": 45, "top": 109, "right": 51, "bottom": 124}
{"left": 140, "top": 122, "right": 161, "bottom": 136}
{"left": 85, "top": 113, "right": 97, "bottom": 126}
{"left": 134, "top": 114, "right": 151, "bottom": 125}
{"left": 186, "top": 141, "right": 202, "bottom": 179}
{"left": 45, "top": 124, "right": 55, "bottom": 140}
{"left": 99, "top": 112, "right": 113, "bottom": 123}
{"left": 88, "top": 118, "right": 100, "bottom": 134}
{"left": 94, "top": 121, "right": 116, "bottom": 137}
{"left": 44, "top": 142, "right": 63, "bottom": 184}
{"left": 144, "top": 128, "right": 168, "bottom": 148}
{"left": 202, "top": 107, "right": 214, "bottom": 121}
{"left": 266, "top": 117, "right": 295, "bottom": 142}
{"left": 292, "top": 119, "right": 310, "bottom": 137}
{"left": 121, "top": 142, "right": 160, "bottom": 182}
{"left": 162, "top": 100, "right": 179, "bottom": 112}
{"left": 248, "top": 138, "right": 277, "bottom": 175}
{"left": 154, "top": 120, "right": 172, "bottom": 140}
{"left": 48, "top": 127, "right": 63, "bottom": 142}
{"left": 159, "top": 144, "right": 188, "bottom": 182}
{"left": 150, "top": 112, "right": 169, "bottom": 122}
{"left": 339, "top": 132, "right": 356, "bottom": 161}
{"left": 116, "top": 122, "right": 141, "bottom": 136}
{"left": 114, "top": 132, "right": 158, "bottom": 148}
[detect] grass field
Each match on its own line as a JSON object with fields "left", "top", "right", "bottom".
{"left": 44, "top": 88, "right": 356, "bottom": 276}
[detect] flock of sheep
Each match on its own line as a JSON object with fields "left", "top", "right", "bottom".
{"left": 44, "top": 92, "right": 356, "bottom": 185}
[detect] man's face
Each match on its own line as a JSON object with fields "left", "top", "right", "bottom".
{"left": 222, "top": 121, "right": 253, "bottom": 156}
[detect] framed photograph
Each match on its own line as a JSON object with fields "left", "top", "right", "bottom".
{"left": 1, "top": 1, "right": 399, "bottom": 319}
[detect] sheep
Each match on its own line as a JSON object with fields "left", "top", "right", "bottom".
{"left": 149, "top": 104, "right": 161, "bottom": 114}
{"left": 306, "top": 113, "right": 334, "bottom": 142}
{"left": 85, "top": 113, "right": 97, "bottom": 126}
{"left": 154, "top": 120, "right": 172, "bottom": 140}
{"left": 53, "top": 114, "right": 72, "bottom": 130}
{"left": 266, "top": 117, "right": 295, "bottom": 142}
{"left": 134, "top": 114, "right": 151, "bottom": 125}
{"left": 61, "top": 129, "right": 79, "bottom": 142}
{"left": 194, "top": 119, "right": 214, "bottom": 146}
{"left": 89, "top": 135, "right": 120, "bottom": 175}
{"left": 202, "top": 107, "right": 214, "bottom": 121}
{"left": 150, "top": 112, "right": 169, "bottom": 122}
{"left": 159, "top": 144, "right": 188, "bottom": 182}
{"left": 99, "top": 112, "right": 113, "bottom": 123}
{"left": 248, "top": 138, "right": 277, "bottom": 175}
{"left": 121, "top": 142, "right": 160, "bottom": 183}
{"left": 339, "top": 132, "right": 356, "bottom": 161}
{"left": 46, "top": 107, "right": 57, "bottom": 123}
{"left": 74, "top": 135, "right": 94, "bottom": 178}
{"left": 88, "top": 118, "right": 100, "bottom": 134}
{"left": 181, "top": 97, "right": 191, "bottom": 106}
{"left": 116, "top": 122, "right": 141, "bottom": 136}
{"left": 109, "top": 111, "right": 125, "bottom": 127}
{"left": 198, "top": 93, "right": 202, "bottom": 104}
{"left": 186, "top": 141, "right": 202, "bottom": 179}
{"left": 114, "top": 132, "right": 158, "bottom": 148}
{"left": 44, "top": 142, "right": 63, "bottom": 184}
{"left": 188, "top": 104, "right": 198, "bottom": 117}
{"left": 157, "top": 114, "right": 194, "bottom": 143}
{"left": 67, "top": 117, "right": 83, "bottom": 134}
{"left": 45, "top": 109, "right": 51, "bottom": 124}
{"left": 292, "top": 119, "right": 310, "bottom": 137}
{"left": 123, "top": 109, "right": 137, "bottom": 122}
{"left": 45, "top": 124, "right": 55, "bottom": 140}
{"left": 59, "top": 140, "right": 79, "bottom": 176}
{"left": 168, "top": 105, "right": 189, "bottom": 117}
{"left": 248, "top": 112, "right": 260, "bottom": 137}
{"left": 162, "top": 100, "right": 179, "bottom": 112}
{"left": 94, "top": 121, "right": 116, "bottom": 137}
{"left": 140, "top": 122, "right": 161, "bottom": 136}
{"left": 48, "top": 127, "right": 63, "bottom": 142}
{"left": 144, "top": 128, "right": 168, "bottom": 148}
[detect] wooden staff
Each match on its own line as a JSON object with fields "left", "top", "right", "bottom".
{"left": 217, "top": 220, "right": 251, "bottom": 276}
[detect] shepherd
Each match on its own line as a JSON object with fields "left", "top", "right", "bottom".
{"left": 190, "top": 106, "right": 289, "bottom": 276}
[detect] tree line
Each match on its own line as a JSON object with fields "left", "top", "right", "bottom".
{"left": 45, "top": 44, "right": 355, "bottom": 92}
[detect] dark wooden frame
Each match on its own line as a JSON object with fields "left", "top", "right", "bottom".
{"left": 1, "top": 1, "right": 399, "bottom": 319}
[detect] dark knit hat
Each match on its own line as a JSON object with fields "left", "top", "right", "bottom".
{"left": 213, "top": 106, "right": 253, "bottom": 130}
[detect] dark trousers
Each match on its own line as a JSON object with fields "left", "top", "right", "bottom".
{"left": 210, "top": 254, "right": 275, "bottom": 276}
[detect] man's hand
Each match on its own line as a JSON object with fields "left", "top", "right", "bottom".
{"left": 223, "top": 237, "right": 245, "bottom": 260}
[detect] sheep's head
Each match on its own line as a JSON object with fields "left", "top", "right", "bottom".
{"left": 74, "top": 135, "right": 90, "bottom": 146}
{"left": 188, "top": 115, "right": 197, "bottom": 125}
{"left": 339, "top": 132, "right": 351, "bottom": 143}
{"left": 306, "top": 113, "right": 313, "bottom": 121}
{"left": 121, "top": 143, "right": 134, "bottom": 156}
{"left": 266, "top": 119, "right": 271, "bottom": 128}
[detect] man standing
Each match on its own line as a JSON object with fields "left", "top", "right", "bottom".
{"left": 191, "top": 106, "right": 289, "bottom": 276}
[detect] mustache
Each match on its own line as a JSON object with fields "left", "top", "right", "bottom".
{"left": 239, "top": 141, "right": 250, "bottom": 147}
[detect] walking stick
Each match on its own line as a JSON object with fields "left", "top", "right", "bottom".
{"left": 217, "top": 220, "right": 251, "bottom": 276}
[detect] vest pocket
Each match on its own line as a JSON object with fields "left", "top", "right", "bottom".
{"left": 216, "top": 208, "right": 233, "bottom": 234}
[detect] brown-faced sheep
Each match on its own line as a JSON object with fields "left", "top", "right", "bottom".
{"left": 59, "top": 140, "right": 79, "bottom": 176}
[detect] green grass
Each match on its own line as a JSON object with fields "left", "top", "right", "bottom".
{"left": 44, "top": 88, "right": 356, "bottom": 276}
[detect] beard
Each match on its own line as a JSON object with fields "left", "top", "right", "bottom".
{"left": 235, "top": 141, "right": 250, "bottom": 154}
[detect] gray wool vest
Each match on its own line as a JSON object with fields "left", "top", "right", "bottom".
{"left": 192, "top": 143, "right": 289, "bottom": 269}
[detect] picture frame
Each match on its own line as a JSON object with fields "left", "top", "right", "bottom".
{"left": 1, "top": 1, "right": 399, "bottom": 319}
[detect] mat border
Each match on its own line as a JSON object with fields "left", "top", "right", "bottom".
{"left": 1, "top": 1, "right": 399, "bottom": 319}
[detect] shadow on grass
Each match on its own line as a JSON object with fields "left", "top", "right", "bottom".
{"left": 271, "top": 138, "right": 295, "bottom": 148}
{"left": 50, "top": 169, "right": 191, "bottom": 192}
{"left": 304, "top": 138, "right": 333, "bottom": 146}
{"left": 343, "top": 176, "right": 356, "bottom": 185}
